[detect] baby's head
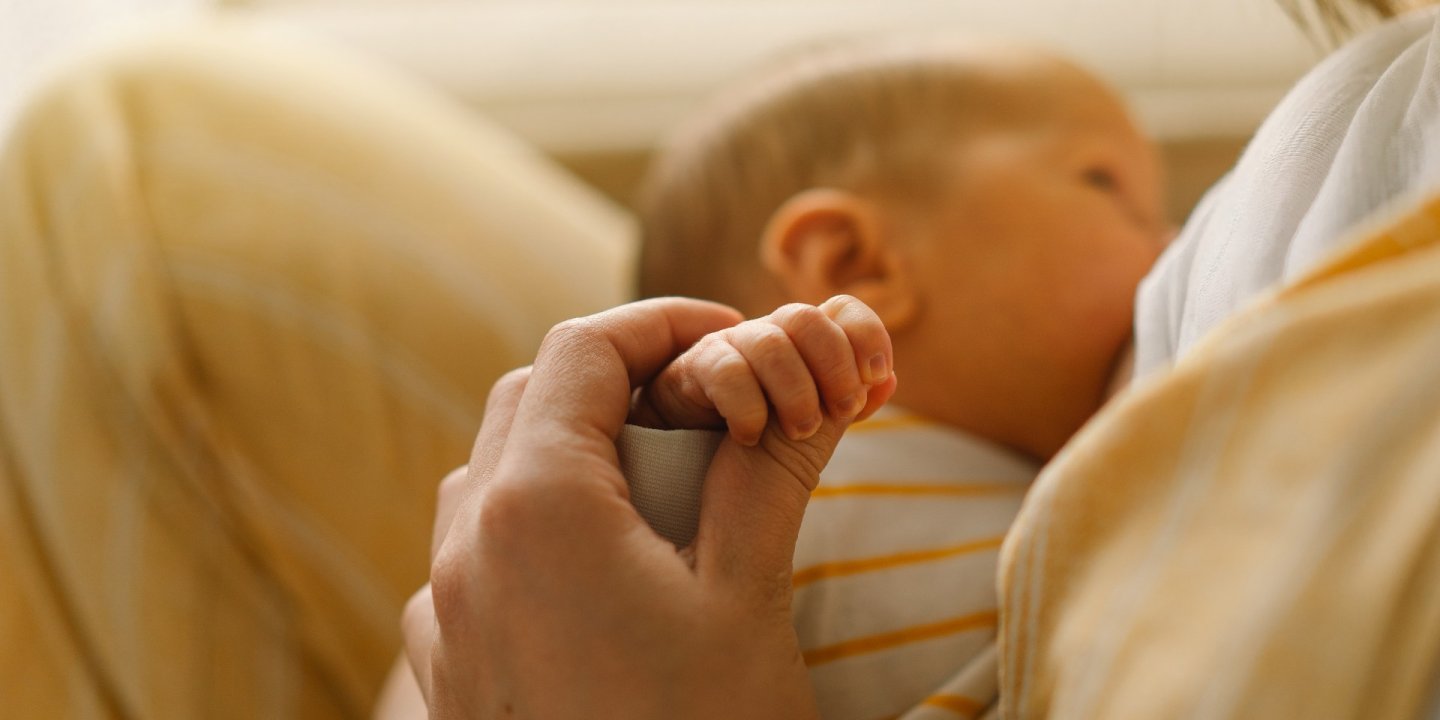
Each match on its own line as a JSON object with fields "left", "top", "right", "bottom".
{"left": 638, "top": 39, "right": 1166, "bottom": 459}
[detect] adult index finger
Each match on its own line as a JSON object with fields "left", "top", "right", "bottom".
{"left": 502, "top": 298, "right": 743, "bottom": 486}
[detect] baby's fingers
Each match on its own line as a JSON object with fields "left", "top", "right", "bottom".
{"left": 726, "top": 321, "right": 824, "bottom": 441}
{"left": 767, "top": 302, "right": 869, "bottom": 422}
{"left": 631, "top": 336, "right": 770, "bottom": 445}
{"left": 692, "top": 340, "right": 770, "bottom": 445}
{"left": 820, "top": 294, "right": 893, "bottom": 386}
{"left": 633, "top": 295, "right": 892, "bottom": 445}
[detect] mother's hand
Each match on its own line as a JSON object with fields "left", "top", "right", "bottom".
{"left": 402, "top": 298, "right": 895, "bottom": 719}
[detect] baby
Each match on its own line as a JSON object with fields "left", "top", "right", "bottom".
{"left": 630, "top": 38, "right": 1167, "bottom": 719}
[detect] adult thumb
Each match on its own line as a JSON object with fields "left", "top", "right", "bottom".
{"left": 692, "top": 414, "right": 848, "bottom": 600}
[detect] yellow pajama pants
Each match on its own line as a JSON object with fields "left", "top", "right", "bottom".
{"left": 0, "top": 25, "right": 632, "bottom": 719}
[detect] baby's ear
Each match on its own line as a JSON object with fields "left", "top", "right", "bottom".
{"left": 759, "top": 188, "right": 919, "bottom": 331}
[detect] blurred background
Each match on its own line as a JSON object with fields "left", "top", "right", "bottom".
{"left": 0, "top": 0, "right": 1326, "bottom": 224}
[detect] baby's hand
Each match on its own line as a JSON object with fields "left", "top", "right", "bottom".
{"left": 631, "top": 295, "right": 895, "bottom": 446}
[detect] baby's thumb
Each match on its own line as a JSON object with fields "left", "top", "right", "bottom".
{"left": 693, "top": 416, "right": 847, "bottom": 602}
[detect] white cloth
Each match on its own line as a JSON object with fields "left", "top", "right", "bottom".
{"left": 1135, "top": 6, "right": 1440, "bottom": 376}
{"left": 615, "top": 424, "right": 722, "bottom": 547}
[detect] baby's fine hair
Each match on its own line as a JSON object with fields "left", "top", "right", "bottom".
{"left": 636, "top": 38, "right": 1070, "bottom": 313}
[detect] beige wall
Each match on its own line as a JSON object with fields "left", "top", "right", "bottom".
{"left": 217, "top": 1, "right": 1305, "bottom": 221}
{"left": 1, "top": 1, "right": 1270, "bottom": 221}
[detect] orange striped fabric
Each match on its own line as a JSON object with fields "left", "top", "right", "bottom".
{"left": 811, "top": 483, "right": 1028, "bottom": 499}
{"left": 793, "top": 408, "right": 1035, "bottom": 720}
{"left": 922, "top": 693, "right": 987, "bottom": 715}
{"left": 877, "top": 692, "right": 988, "bottom": 720}
{"left": 803, "top": 611, "right": 1000, "bottom": 666}
{"left": 793, "top": 536, "right": 1007, "bottom": 588}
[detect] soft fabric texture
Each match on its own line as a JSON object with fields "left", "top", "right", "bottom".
{"left": 615, "top": 424, "right": 723, "bottom": 547}
{"left": 1000, "top": 10, "right": 1440, "bottom": 719}
{"left": 1135, "top": 6, "right": 1440, "bottom": 375}
{"left": 0, "top": 24, "right": 632, "bottom": 719}
{"left": 798, "top": 409, "right": 1034, "bottom": 720}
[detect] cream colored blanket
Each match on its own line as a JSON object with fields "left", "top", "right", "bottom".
{"left": 0, "top": 24, "right": 632, "bottom": 718}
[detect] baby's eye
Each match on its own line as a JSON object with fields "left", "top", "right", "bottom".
{"left": 1082, "top": 167, "right": 1119, "bottom": 192}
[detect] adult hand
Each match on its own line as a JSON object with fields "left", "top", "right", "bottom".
{"left": 402, "top": 297, "right": 894, "bottom": 719}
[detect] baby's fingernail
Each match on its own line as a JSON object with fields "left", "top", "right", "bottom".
{"left": 836, "top": 394, "right": 863, "bottom": 419}
{"left": 866, "top": 354, "right": 890, "bottom": 384}
{"left": 791, "top": 414, "right": 822, "bottom": 440}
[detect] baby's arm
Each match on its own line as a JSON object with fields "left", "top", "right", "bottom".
{"left": 631, "top": 294, "right": 896, "bottom": 445}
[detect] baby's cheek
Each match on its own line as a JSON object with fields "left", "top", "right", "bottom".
{"left": 1063, "top": 262, "right": 1140, "bottom": 356}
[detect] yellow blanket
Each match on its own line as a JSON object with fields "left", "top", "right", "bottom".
{"left": 999, "top": 196, "right": 1440, "bottom": 719}
{"left": 0, "top": 25, "right": 631, "bottom": 719}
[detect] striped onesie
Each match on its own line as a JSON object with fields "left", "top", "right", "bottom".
{"left": 794, "top": 407, "right": 1036, "bottom": 720}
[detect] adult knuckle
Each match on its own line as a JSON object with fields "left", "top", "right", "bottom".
{"left": 401, "top": 587, "right": 433, "bottom": 637}
{"left": 429, "top": 484, "right": 529, "bottom": 621}
{"left": 428, "top": 553, "right": 468, "bottom": 624}
{"left": 473, "top": 481, "right": 525, "bottom": 535}
{"left": 490, "top": 367, "right": 531, "bottom": 399}
{"left": 437, "top": 466, "right": 469, "bottom": 505}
